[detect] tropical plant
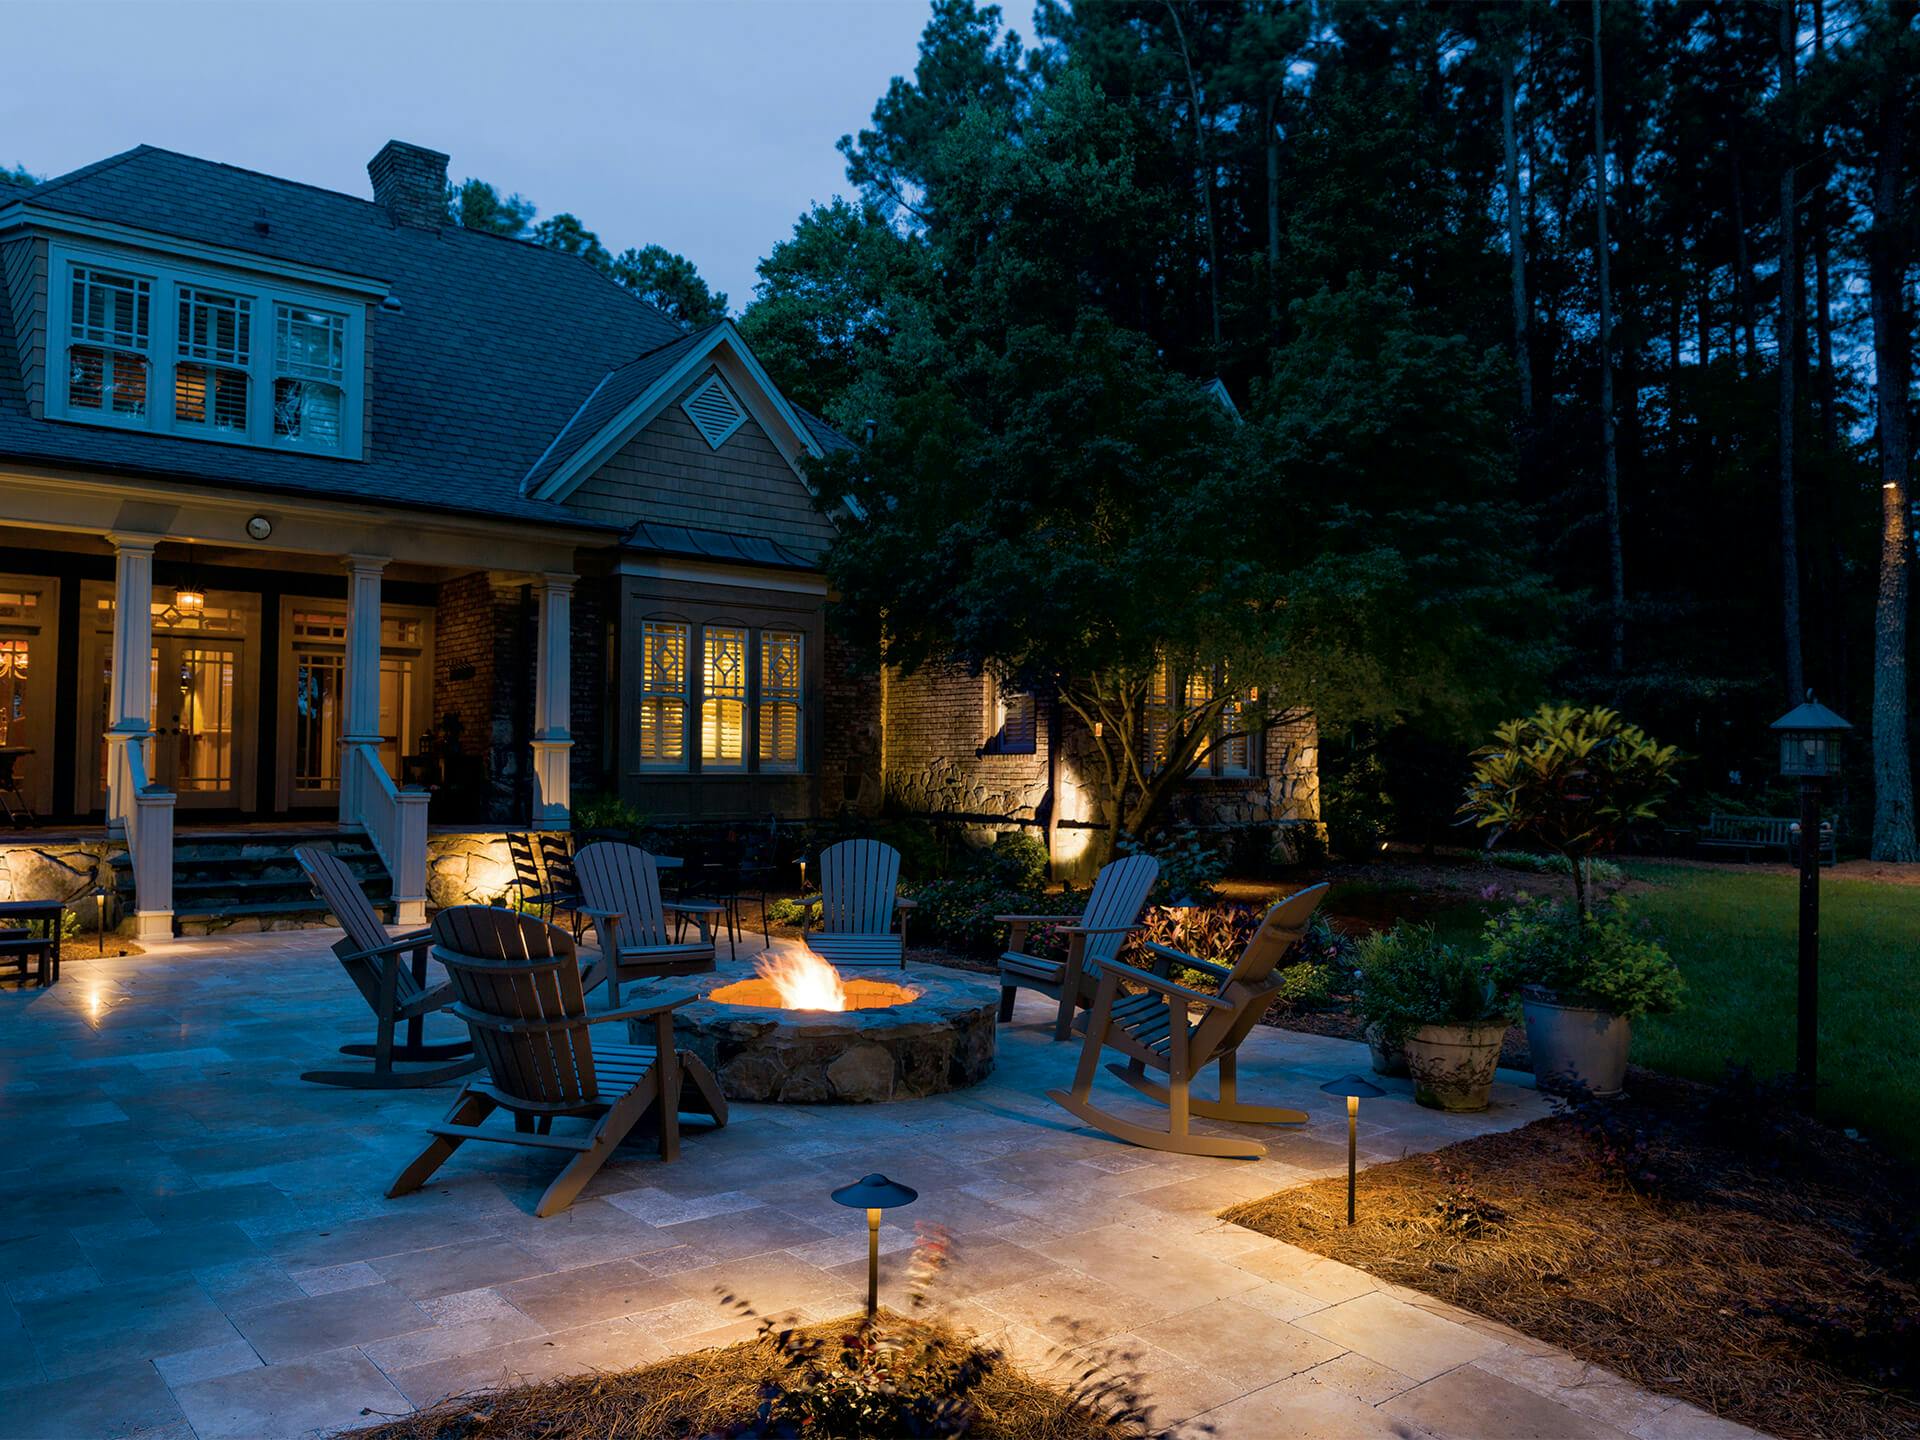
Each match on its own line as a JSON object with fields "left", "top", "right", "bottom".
{"left": 1482, "top": 898, "right": 1685, "bottom": 1020}
{"left": 571, "top": 792, "right": 649, "bottom": 835}
{"left": 1117, "top": 826, "right": 1225, "bottom": 906}
{"left": 1356, "top": 923, "right": 1517, "bottom": 1043}
{"left": 1458, "top": 705, "right": 1682, "bottom": 916}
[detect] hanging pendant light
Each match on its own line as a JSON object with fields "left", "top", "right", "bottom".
{"left": 174, "top": 553, "right": 206, "bottom": 615}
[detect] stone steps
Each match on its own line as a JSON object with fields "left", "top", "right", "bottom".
{"left": 110, "top": 829, "right": 394, "bottom": 936}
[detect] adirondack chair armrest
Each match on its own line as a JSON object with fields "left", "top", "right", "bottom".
{"left": 339, "top": 930, "right": 433, "bottom": 965}
{"left": 588, "top": 993, "right": 697, "bottom": 1025}
{"left": 894, "top": 897, "right": 917, "bottom": 910}
{"left": 579, "top": 906, "right": 625, "bottom": 923}
{"left": 662, "top": 901, "right": 724, "bottom": 916}
{"left": 993, "top": 912, "right": 1077, "bottom": 924}
{"left": 1057, "top": 923, "right": 1146, "bottom": 937}
{"left": 1142, "top": 941, "right": 1231, "bottom": 982}
{"left": 1097, "top": 956, "right": 1235, "bottom": 1011}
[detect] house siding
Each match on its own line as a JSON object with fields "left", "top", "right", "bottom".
{"left": 566, "top": 370, "right": 837, "bottom": 553}
{"left": 2, "top": 237, "right": 47, "bottom": 418}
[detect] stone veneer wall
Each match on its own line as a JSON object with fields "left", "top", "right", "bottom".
{"left": 880, "top": 667, "right": 1322, "bottom": 876}
{"left": 424, "top": 831, "right": 518, "bottom": 911}
{"left": 0, "top": 841, "right": 119, "bottom": 929}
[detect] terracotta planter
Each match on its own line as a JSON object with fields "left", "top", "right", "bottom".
{"left": 1521, "top": 990, "right": 1630, "bottom": 1097}
{"left": 1404, "top": 1022, "right": 1506, "bottom": 1111}
{"left": 1365, "top": 1023, "right": 1407, "bottom": 1077}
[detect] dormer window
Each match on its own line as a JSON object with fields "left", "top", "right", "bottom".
{"left": 174, "top": 286, "right": 251, "bottom": 433}
{"left": 47, "top": 241, "right": 364, "bottom": 458}
{"left": 68, "top": 266, "right": 151, "bottom": 418}
{"left": 272, "top": 304, "right": 346, "bottom": 452}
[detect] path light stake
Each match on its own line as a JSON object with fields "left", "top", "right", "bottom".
{"left": 1321, "top": 1075, "right": 1383, "bottom": 1225}
{"left": 1770, "top": 693, "right": 1850, "bottom": 1108}
{"left": 831, "top": 1173, "right": 917, "bottom": 1319}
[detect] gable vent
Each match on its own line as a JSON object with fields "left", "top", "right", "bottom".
{"left": 681, "top": 373, "right": 747, "bottom": 450}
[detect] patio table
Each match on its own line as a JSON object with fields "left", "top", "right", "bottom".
{"left": 0, "top": 898, "right": 65, "bottom": 986}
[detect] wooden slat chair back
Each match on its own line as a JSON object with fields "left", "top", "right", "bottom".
{"left": 294, "top": 845, "right": 479, "bottom": 1090}
{"left": 506, "top": 832, "right": 545, "bottom": 907}
{"left": 388, "top": 905, "right": 728, "bottom": 1217}
{"left": 805, "top": 839, "right": 910, "bottom": 968}
{"left": 997, "top": 853, "right": 1159, "bottom": 1040}
{"left": 574, "top": 842, "right": 719, "bottom": 1006}
{"left": 1048, "top": 883, "right": 1330, "bottom": 1159}
{"left": 538, "top": 832, "right": 584, "bottom": 935}
{"left": 432, "top": 907, "right": 598, "bottom": 1110}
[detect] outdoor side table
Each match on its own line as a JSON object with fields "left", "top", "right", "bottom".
{"left": 0, "top": 899, "right": 65, "bottom": 986}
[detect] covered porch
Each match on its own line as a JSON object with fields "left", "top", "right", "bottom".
{"left": 0, "top": 467, "right": 595, "bottom": 937}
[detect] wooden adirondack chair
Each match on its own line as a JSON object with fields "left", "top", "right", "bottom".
{"left": 574, "top": 842, "right": 721, "bottom": 1007}
{"left": 996, "top": 853, "right": 1160, "bottom": 1041}
{"left": 388, "top": 907, "right": 727, "bottom": 1217}
{"left": 803, "top": 839, "right": 914, "bottom": 968}
{"left": 1048, "top": 883, "right": 1330, "bottom": 1159}
{"left": 295, "top": 846, "right": 480, "bottom": 1089}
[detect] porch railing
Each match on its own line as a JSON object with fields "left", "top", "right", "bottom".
{"left": 348, "top": 741, "right": 430, "bottom": 926}
{"left": 116, "top": 739, "right": 176, "bottom": 941}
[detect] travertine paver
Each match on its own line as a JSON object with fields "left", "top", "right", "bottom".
{"left": 0, "top": 932, "right": 1771, "bottom": 1440}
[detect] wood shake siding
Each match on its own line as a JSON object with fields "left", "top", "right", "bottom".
{"left": 2, "top": 238, "right": 47, "bottom": 417}
{"left": 567, "top": 375, "right": 836, "bottom": 552}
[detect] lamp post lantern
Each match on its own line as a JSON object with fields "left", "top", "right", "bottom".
{"left": 1770, "top": 693, "right": 1850, "bottom": 1105}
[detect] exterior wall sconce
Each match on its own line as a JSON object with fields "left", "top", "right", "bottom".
{"left": 831, "top": 1172, "right": 917, "bottom": 1319}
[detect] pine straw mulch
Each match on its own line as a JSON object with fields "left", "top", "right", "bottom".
{"left": 339, "top": 1314, "right": 1143, "bottom": 1440}
{"left": 1222, "top": 1070, "right": 1920, "bottom": 1440}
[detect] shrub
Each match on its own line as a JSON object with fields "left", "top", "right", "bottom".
{"left": 1482, "top": 897, "right": 1684, "bottom": 1020}
{"left": 1356, "top": 922, "right": 1517, "bottom": 1042}
{"left": 1117, "top": 826, "right": 1225, "bottom": 905}
{"left": 985, "top": 832, "right": 1048, "bottom": 891}
{"left": 1139, "top": 902, "right": 1345, "bottom": 1008}
{"left": 1486, "top": 850, "right": 1625, "bottom": 887}
{"left": 1322, "top": 749, "right": 1393, "bottom": 859}
{"left": 572, "top": 792, "right": 649, "bottom": 835}
{"left": 767, "top": 895, "right": 822, "bottom": 928}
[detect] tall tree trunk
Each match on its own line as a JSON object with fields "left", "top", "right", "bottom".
{"left": 1868, "top": 7, "right": 1917, "bottom": 861}
{"left": 1733, "top": 144, "right": 1759, "bottom": 373}
{"left": 1266, "top": 88, "right": 1281, "bottom": 327}
{"left": 1779, "top": 0, "right": 1806, "bottom": 702}
{"left": 1593, "top": 0, "right": 1626, "bottom": 673}
{"left": 1164, "top": 2, "right": 1221, "bottom": 351}
{"left": 1501, "top": 48, "right": 1533, "bottom": 420}
{"left": 1812, "top": 0, "right": 1837, "bottom": 448}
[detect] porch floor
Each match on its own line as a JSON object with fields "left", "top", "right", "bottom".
{"left": 0, "top": 935, "right": 1758, "bottom": 1440}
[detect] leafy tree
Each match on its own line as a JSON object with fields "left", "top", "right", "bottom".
{"left": 447, "top": 177, "right": 533, "bottom": 237}
{"left": 531, "top": 212, "right": 611, "bottom": 269}
{"left": 0, "top": 163, "right": 39, "bottom": 189}
{"left": 1458, "top": 705, "right": 1682, "bottom": 917}
{"left": 609, "top": 244, "right": 728, "bottom": 327}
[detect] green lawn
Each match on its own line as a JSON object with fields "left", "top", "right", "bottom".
{"left": 1622, "top": 862, "right": 1920, "bottom": 1159}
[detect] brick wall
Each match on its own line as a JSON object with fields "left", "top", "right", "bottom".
{"left": 432, "top": 572, "right": 494, "bottom": 763}
{"left": 820, "top": 629, "right": 883, "bottom": 815}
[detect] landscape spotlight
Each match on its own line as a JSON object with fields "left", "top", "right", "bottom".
{"left": 1320, "top": 1074, "right": 1384, "bottom": 1225}
{"left": 831, "top": 1172, "right": 918, "bottom": 1319}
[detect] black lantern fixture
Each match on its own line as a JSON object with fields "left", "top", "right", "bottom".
{"left": 831, "top": 1173, "right": 917, "bottom": 1319}
{"left": 1320, "top": 1074, "right": 1384, "bottom": 1226}
{"left": 1770, "top": 692, "right": 1851, "bottom": 1104}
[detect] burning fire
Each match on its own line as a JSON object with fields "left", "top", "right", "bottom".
{"left": 755, "top": 950, "right": 848, "bottom": 1011}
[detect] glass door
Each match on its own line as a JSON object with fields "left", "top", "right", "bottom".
{"left": 156, "top": 639, "right": 239, "bottom": 802}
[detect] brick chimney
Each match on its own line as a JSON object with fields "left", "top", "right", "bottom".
{"left": 368, "top": 140, "right": 449, "bottom": 229}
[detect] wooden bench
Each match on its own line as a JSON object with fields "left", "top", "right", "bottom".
{"left": 1697, "top": 813, "right": 1837, "bottom": 865}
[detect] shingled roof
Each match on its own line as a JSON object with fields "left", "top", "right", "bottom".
{"left": 0, "top": 145, "right": 844, "bottom": 531}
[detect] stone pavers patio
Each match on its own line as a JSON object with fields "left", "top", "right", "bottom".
{"left": 0, "top": 933, "right": 1764, "bottom": 1439}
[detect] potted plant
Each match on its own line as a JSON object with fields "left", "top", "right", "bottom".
{"left": 1356, "top": 924, "right": 1517, "bottom": 1111}
{"left": 1484, "top": 897, "right": 1683, "bottom": 1096}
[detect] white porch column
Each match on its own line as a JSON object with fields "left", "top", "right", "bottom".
{"left": 105, "top": 534, "right": 157, "bottom": 833}
{"left": 339, "top": 554, "right": 388, "bottom": 828}
{"left": 529, "top": 572, "right": 574, "bottom": 830}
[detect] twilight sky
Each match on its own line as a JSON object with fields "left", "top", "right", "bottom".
{"left": 0, "top": 0, "right": 989, "bottom": 311}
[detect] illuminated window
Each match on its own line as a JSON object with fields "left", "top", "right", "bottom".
{"left": 758, "top": 630, "right": 803, "bottom": 772}
{"left": 982, "top": 679, "right": 1036, "bottom": 756}
{"left": 638, "top": 621, "right": 689, "bottom": 770}
{"left": 1145, "top": 658, "right": 1173, "bottom": 772}
{"left": 174, "top": 286, "right": 251, "bottom": 432}
{"left": 0, "top": 639, "right": 28, "bottom": 747}
{"left": 701, "top": 626, "right": 748, "bottom": 769}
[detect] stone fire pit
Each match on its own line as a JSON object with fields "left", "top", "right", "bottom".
{"left": 650, "top": 960, "right": 998, "bottom": 1104}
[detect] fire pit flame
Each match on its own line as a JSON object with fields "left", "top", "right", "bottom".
{"left": 755, "top": 950, "right": 848, "bottom": 1012}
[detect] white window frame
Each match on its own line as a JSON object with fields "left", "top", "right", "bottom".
{"left": 45, "top": 239, "right": 365, "bottom": 459}
{"left": 758, "top": 629, "right": 805, "bottom": 774}
{"left": 637, "top": 620, "right": 691, "bottom": 772}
